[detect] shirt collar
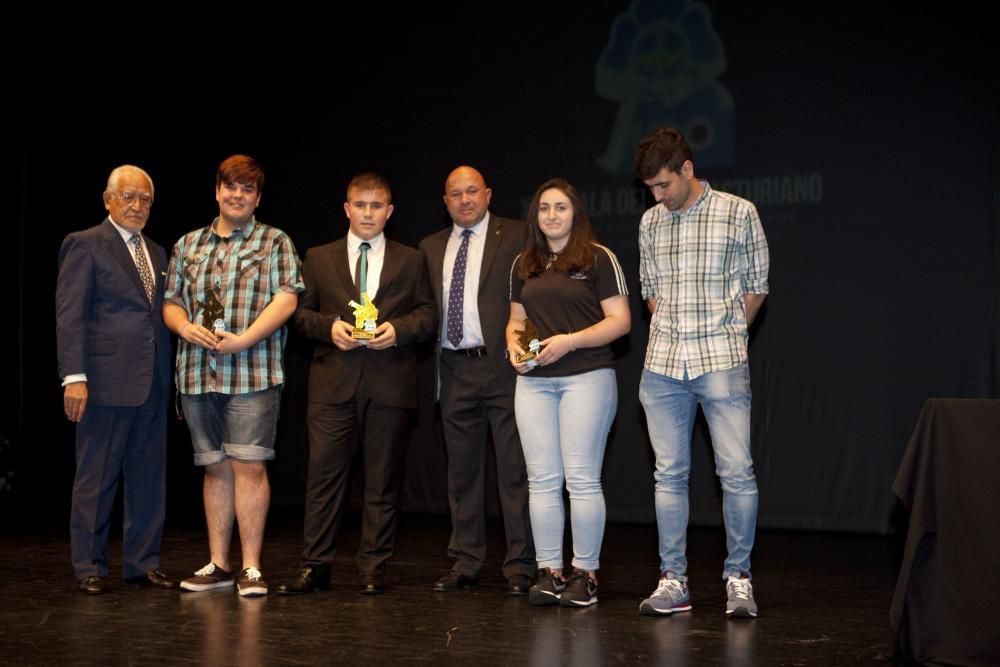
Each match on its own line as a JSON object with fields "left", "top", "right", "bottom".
{"left": 347, "top": 230, "right": 385, "bottom": 253}
{"left": 452, "top": 211, "right": 490, "bottom": 238}
{"left": 679, "top": 180, "right": 712, "bottom": 215}
{"left": 107, "top": 217, "right": 139, "bottom": 242}
{"left": 210, "top": 215, "right": 257, "bottom": 238}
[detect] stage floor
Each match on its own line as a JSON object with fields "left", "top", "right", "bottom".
{"left": 0, "top": 513, "right": 899, "bottom": 665}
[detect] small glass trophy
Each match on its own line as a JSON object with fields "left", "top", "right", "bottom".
{"left": 349, "top": 294, "right": 379, "bottom": 342}
{"left": 514, "top": 318, "right": 542, "bottom": 368}
{"left": 200, "top": 287, "right": 226, "bottom": 335}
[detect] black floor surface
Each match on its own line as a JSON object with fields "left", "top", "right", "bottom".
{"left": 1, "top": 513, "right": 901, "bottom": 665}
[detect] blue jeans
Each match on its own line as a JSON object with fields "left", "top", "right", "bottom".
{"left": 181, "top": 387, "right": 282, "bottom": 465}
{"left": 639, "top": 365, "right": 757, "bottom": 581}
{"left": 515, "top": 368, "right": 617, "bottom": 571}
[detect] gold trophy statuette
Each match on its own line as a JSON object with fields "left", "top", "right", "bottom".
{"left": 349, "top": 294, "right": 379, "bottom": 341}
{"left": 514, "top": 318, "right": 542, "bottom": 368}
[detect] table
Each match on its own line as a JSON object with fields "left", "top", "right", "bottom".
{"left": 891, "top": 398, "right": 1000, "bottom": 666}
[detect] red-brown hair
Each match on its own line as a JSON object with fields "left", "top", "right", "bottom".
{"left": 216, "top": 155, "right": 265, "bottom": 191}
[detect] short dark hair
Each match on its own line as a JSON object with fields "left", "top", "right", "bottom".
{"left": 635, "top": 127, "right": 693, "bottom": 179}
{"left": 217, "top": 155, "right": 265, "bottom": 191}
{"left": 347, "top": 172, "right": 392, "bottom": 204}
{"left": 518, "top": 177, "right": 596, "bottom": 279}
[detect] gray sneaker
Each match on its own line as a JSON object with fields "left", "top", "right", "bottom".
{"left": 237, "top": 567, "right": 268, "bottom": 597}
{"left": 639, "top": 573, "right": 692, "bottom": 616}
{"left": 725, "top": 575, "right": 757, "bottom": 618}
{"left": 180, "top": 563, "right": 234, "bottom": 592}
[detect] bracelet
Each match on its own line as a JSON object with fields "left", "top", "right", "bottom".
{"left": 567, "top": 331, "right": 576, "bottom": 351}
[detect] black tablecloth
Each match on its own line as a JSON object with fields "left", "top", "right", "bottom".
{"left": 891, "top": 399, "right": 1000, "bottom": 666}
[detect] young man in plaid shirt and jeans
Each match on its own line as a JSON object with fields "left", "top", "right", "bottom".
{"left": 163, "top": 155, "right": 303, "bottom": 597}
{"left": 634, "top": 128, "right": 769, "bottom": 619}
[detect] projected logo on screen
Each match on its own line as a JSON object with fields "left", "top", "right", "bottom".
{"left": 596, "top": 0, "right": 733, "bottom": 175}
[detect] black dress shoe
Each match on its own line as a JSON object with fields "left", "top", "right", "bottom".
{"left": 79, "top": 575, "right": 110, "bottom": 594}
{"left": 359, "top": 574, "right": 385, "bottom": 595}
{"left": 126, "top": 570, "right": 179, "bottom": 589}
{"left": 507, "top": 574, "right": 532, "bottom": 597}
{"left": 433, "top": 570, "right": 479, "bottom": 592}
{"left": 276, "top": 564, "right": 331, "bottom": 595}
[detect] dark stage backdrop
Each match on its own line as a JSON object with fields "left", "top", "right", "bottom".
{"left": 8, "top": 3, "right": 997, "bottom": 535}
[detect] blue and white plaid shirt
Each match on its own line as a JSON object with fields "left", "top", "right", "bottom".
{"left": 164, "top": 217, "right": 303, "bottom": 394}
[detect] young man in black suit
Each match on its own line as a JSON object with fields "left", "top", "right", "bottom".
{"left": 279, "top": 172, "right": 436, "bottom": 596}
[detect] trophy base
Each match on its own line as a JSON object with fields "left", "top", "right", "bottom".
{"left": 352, "top": 330, "right": 377, "bottom": 340}
{"left": 515, "top": 351, "right": 539, "bottom": 364}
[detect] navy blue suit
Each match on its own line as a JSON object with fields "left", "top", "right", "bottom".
{"left": 56, "top": 218, "right": 172, "bottom": 580}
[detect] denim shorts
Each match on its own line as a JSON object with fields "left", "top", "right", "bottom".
{"left": 180, "top": 386, "right": 282, "bottom": 466}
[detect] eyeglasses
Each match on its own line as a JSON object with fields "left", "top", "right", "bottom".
{"left": 114, "top": 191, "right": 153, "bottom": 207}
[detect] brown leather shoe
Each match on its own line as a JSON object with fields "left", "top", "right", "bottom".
{"left": 507, "top": 574, "right": 533, "bottom": 596}
{"left": 433, "top": 570, "right": 479, "bottom": 592}
{"left": 276, "top": 564, "right": 331, "bottom": 595}
{"left": 359, "top": 573, "right": 385, "bottom": 595}
{"left": 126, "top": 570, "right": 179, "bottom": 589}
{"left": 79, "top": 575, "right": 110, "bottom": 594}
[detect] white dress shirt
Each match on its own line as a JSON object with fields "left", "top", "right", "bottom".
{"left": 347, "top": 230, "right": 386, "bottom": 300}
{"left": 441, "top": 212, "right": 489, "bottom": 350}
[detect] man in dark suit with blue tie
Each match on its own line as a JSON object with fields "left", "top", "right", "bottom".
{"left": 420, "top": 166, "right": 535, "bottom": 596}
{"left": 278, "top": 172, "right": 436, "bottom": 596}
{"left": 56, "top": 165, "right": 175, "bottom": 594}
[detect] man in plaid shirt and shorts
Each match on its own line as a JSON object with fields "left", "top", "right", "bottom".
{"left": 163, "top": 155, "right": 303, "bottom": 597}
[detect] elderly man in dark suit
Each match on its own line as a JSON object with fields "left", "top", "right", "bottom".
{"left": 56, "top": 165, "right": 175, "bottom": 594}
{"left": 278, "top": 172, "right": 436, "bottom": 596}
{"left": 419, "top": 166, "right": 535, "bottom": 596}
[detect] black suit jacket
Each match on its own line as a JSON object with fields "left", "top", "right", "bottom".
{"left": 293, "top": 236, "right": 436, "bottom": 408}
{"left": 56, "top": 218, "right": 172, "bottom": 405}
{"left": 420, "top": 215, "right": 527, "bottom": 395}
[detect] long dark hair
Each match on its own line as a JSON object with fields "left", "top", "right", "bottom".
{"left": 518, "top": 178, "right": 596, "bottom": 279}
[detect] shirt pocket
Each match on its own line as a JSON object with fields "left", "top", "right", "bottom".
{"left": 702, "top": 225, "right": 742, "bottom": 276}
{"left": 237, "top": 249, "right": 266, "bottom": 283}
{"left": 182, "top": 252, "right": 210, "bottom": 283}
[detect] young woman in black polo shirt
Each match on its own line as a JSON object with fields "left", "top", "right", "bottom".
{"left": 506, "top": 177, "right": 631, "bottom": 607}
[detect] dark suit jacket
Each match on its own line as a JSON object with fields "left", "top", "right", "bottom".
{"left": 56, "top": 218, "right": 172, "bottom": 405}
{"left": 420, "top": 215, "right": 527, "bottom": 395}
{"left": 293, "top": 236, "right": 436, "bottom": 408}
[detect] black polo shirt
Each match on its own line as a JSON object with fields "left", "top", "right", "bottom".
{"left": 510, "top": 244, "right": 628, "bottom": 378}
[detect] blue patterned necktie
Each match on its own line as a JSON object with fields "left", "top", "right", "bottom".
{"left": 356, "top": 241, "right": 371, "bottom": 298}
{"left": 446, "top": 230, "right": 472, "bottom": 347}
{"left": 129, "top": 234, "right": 154, "bottom": 303}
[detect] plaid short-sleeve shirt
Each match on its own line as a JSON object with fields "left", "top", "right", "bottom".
{"left": 164, "top": 217, "right": 304, "bottom": 394}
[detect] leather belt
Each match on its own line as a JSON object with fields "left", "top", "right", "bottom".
{"left": 443, "top": 346, "right": 488, "bottom": 358}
